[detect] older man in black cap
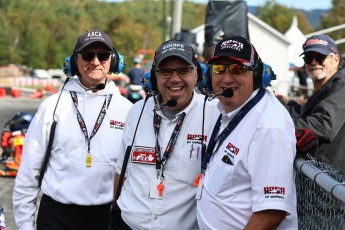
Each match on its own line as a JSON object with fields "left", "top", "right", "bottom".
{"left": 13, "top": 30, "right": 132, "bottom": 230}
{"left": 276, "top": 34, "right": 345, "bottom": 173}
{"left": 197, "top": 36, "right": 297, "bottom": 229}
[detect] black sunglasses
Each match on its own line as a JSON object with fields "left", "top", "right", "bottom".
{"left": 303, "top": 53, "right": 327, "bottom": 64}
{"left": 79, "top": 52, "right": 112, "bottom": 62}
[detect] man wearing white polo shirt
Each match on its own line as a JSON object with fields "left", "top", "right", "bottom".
{"left": 197, "top": 36, "right": 298, "bottom": 229}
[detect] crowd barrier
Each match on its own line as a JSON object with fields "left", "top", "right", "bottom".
{"left": 10, "top": 77, "right": 61, "bottom": 87}
{"left": 295, "top": 155, "right": 345, "bottom": 229}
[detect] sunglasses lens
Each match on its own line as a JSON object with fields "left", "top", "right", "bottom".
{"left": 229, "top": 64, "right": 246, "bottom": 74}
{"left": 98, "top": 53, "right": 111, "bottom": 61}
{"left": 81, "top": 52, "right": 94, "bottom": 61}
{"left": 304, "top": 54, "right": 326, "bottom": 64}
{"left": 212, "top": 64, "right": 226, "bottom": 74}
{"left": 80, "top": 52, "right": 111, "bottom": 62}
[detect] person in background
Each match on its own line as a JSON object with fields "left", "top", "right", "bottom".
{"left": 13, "top": 29, "right": 132, "bottom": 230}
{"left": 197, "top": 36, "right": 298, "bottom": 229}
{"left": 113, "top": 40, "right": 220, "bottom": 229}
{"left": 275, "top": 34, "right": 345, "bottom": 174}
{"left": 127, "top": 55, "right": 145, "bottom": 86}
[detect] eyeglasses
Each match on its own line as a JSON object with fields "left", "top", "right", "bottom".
{"left": 79, "top": 52, "right": 112, "bottom": 62}
{"left": 212, "top": 64, "right": 254, "bottom": 74}
{"left": 303, "top": 53, "right": 328, "bottom": 64}
{"left": 156, "top": 67, "right": 195, "bottom": 79}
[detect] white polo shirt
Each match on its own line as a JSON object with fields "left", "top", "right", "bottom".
{"left": 197, "top": 90, "right": 298, "bottom": 230}
{"left": 116, "top": 93, "right": 220, "bottom": 230}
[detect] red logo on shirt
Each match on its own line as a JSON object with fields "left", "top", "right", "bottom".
{"left": 187, "top": 134, "right": 207, "bottom": 142}
{"left": 226, "top": 142, "right": 239, "bottom": 155}
{"left": 264, "top": 186, "right": 286, "bottom": 195}
{"left": 132, "top": 146, "right": 156, "bottom": 164}
{"left": 110, "top": 120, "right": 125, "bottom": 129}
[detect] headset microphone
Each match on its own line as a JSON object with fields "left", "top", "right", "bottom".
{"left": 209, "top": 88, "right": 234, "bottom": 100}
{"left": 77, "top": 82, "right": 106, "bottom": 91}
{"left": 85, "top": 83, "right": 105, "bottom": 91}
{"left": 154, "top": 98, "right": 177, "bottom": 111}
{"left": 220, "top": 88, "right": 234, "bottom": 97}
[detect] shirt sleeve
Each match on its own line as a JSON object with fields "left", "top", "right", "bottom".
{"left": 12, "top": 114, "right": 46, "bottom": 230}
{"left": 248, "top": 127, "right": 296, "bottom": 214}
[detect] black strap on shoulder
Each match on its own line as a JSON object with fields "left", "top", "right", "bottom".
{"left": 115, "top": 96, "right": 150, "bottom": 200}
{"left": 38, "top": 120, "right": 57, "bottom": 187}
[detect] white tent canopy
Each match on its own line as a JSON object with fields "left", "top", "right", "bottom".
{"left": 285, "top": 16, "right": 306, "bottom": 68}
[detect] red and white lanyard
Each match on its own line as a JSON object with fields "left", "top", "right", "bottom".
{"left": 70, "top": 91, "right": 112, "bottom": 167}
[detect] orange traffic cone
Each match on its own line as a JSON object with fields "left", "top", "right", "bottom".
{"left": 44, "top": 85, "right": 58, "bottom": 94}
{"left": 28, "top": 89, "right": 43, "bottom": 99}
{"left": 10, "top": 88, "right": 21, "bottom": 98}
{"left": 0, "top": 88, "right": 6, "bottom": 97}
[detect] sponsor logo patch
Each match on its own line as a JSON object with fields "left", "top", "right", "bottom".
{"left": 264, "top": 186, "right": 286, "bottom": 199}
{"left": 186, "top": 134, "right": 207, "bottom": 144}
{"left": 226, "top": 142, "right": 239, "bottom": 156}
{"left": 110, "top": 120, "right": 124, "bottom": 130}
{"left": 132, "top": 146, "right": 156, "bottom": 164}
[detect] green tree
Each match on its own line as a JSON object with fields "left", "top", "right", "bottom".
{"left": 320, "top": 0, "right": 345, "bottom": 54}
{"left": 257, "top": 0, "right": 313, "bottom": 34}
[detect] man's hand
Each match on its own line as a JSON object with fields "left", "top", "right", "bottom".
{"left": 295, "top": 128, "right": 318, "bottom": 157}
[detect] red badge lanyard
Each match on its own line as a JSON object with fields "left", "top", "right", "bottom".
{"left": 70, "top": 91, "right": 112, "bottom": 153}
{"left": 153, "top": 111, "right": 186, "bottom": 179}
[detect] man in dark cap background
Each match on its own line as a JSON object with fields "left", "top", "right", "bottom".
{"left": 12, "top": 29, "right": 132, "bottom": 230}
{"left": 276, "top": 34, "right": 345, "bottom": 173}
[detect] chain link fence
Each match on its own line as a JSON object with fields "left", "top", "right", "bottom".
{"left": 295, "top": 155, "right": 345, "bottom": 230}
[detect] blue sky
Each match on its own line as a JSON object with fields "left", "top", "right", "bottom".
{"left": 104, "top": 0, "right": 332, "bottom": 11}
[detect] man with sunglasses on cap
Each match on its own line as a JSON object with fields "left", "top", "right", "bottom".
{"left": 13, "top": 29, "right": 132, "bottom": 230}
{"left": 275, "top": 34, "right": 345, "bottom": 173}
{"left": 196, "top": 36, "right": 298, "bottom": 229}
{"left": 112, "top": 40, "right": 219, "bottom": 229}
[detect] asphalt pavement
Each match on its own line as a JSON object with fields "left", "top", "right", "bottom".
{"left": 0, "top": 93, "right": 45, "bottom": 230}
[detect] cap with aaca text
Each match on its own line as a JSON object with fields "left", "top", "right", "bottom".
{"left": 208, "top": 36, "right": 257, "bottom": 67}
{"left": 300, "top": 34, "right": 338, "bottom": 56}
{"left": 75, "top": 30, "right": 113, "bottom": 52}
{"left": 153, "top": 40, "right": 195, "bottom": 67}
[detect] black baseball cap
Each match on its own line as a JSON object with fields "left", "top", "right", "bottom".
{"left": 208, "top": 36, "right": 257, "bottom": 67}
{"left": 153, "top": 40, "right": 195, "bottom": 67}
{"left": 300, "top": 34, "right": 338, "bottom": 56}
{"left": 75, "top": 30, "right": 113, "bottom": 52}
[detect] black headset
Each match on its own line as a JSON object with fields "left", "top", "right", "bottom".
{"left": 201, "top": 56, "right": 276, "bottom": 93}
{"left": 63, "top": 47, "right": 125, "bottom": 77}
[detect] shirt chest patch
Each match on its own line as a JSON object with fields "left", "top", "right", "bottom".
{"left": 132, "top": 146, "right": 156, "bottom": 165}
{"left": 186, "top": 134, "right": 207, "bottom": 144}
{"left": 225, "top": 142, "right": 240, "bottom": 156}
{"left": 110, "top": 120, "right": 125, "bottom": 130}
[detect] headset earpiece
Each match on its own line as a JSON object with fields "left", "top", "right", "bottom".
{"left": 109, "top": 50, "right": 125, "bottom": 74}
{"left": 141, "top": 69, "right": 158, "bottom": 95}
{"left": 116, "top": 52, "right": 125, "bottom": 74}
{"left": 253, "top": 58, "right": 276, "bottom": 89}
{"left": 201, "top": 65, "right": 213, "bottom": 93}
{"left": 63, "top": 55, "right": 73, "bottom": 77}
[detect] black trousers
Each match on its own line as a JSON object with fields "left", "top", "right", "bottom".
{"left": 37, "top": 194, "right": 111, "bottom": 230}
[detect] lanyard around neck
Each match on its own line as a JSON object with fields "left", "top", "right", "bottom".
{"left": 201, "top": 88, "right": 265, "bottom": 171}
{"left": 70, "top": 91, "right": 112, "bottom": 152}
{"left": 153, "top": 111, "right": 186, "bottom": 176}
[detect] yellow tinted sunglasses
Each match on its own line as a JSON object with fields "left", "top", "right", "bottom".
{"left": 212, "top": 64, "right": 254, "bottom": 74}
